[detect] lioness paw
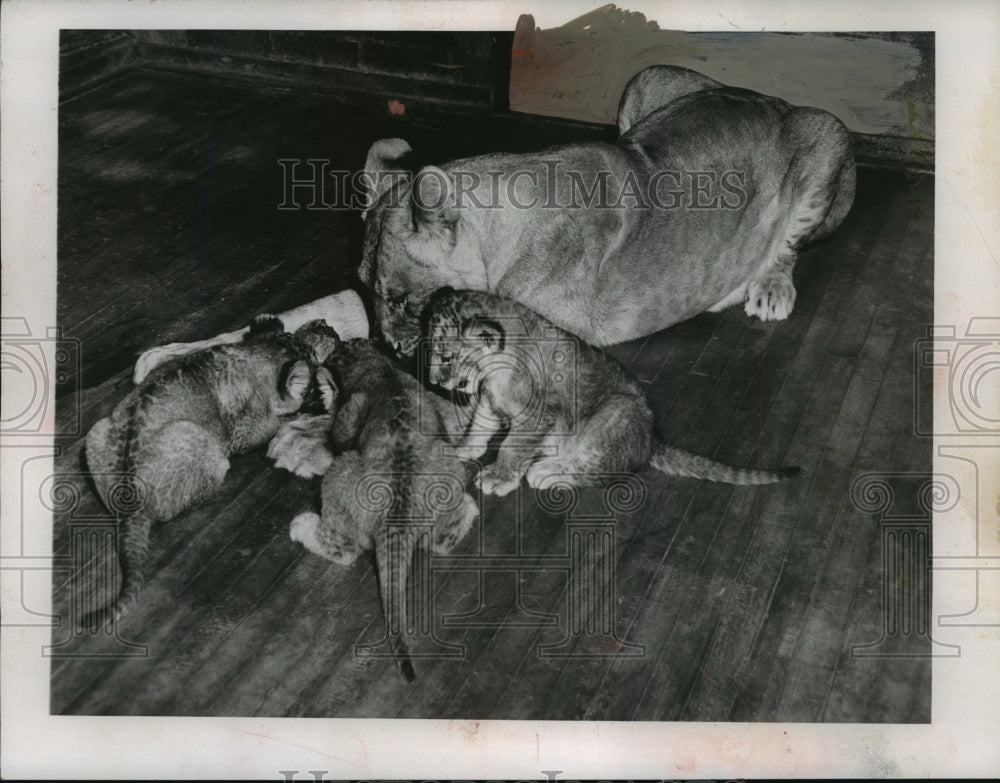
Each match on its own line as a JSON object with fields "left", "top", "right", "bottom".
{"left": 267, "top": 415, "right": 334, "bottom": 477}
{"left": 744, "top": 274, "right": 796, "bottom": 322}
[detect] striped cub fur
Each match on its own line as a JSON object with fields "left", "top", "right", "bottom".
{"left": 287, "top": 330, "right": 478, "bottom": 682}
{"left": 84, "top": 316, "right": 331, "bottom": 627}
{"left": 424, "top": 288, "right": 799, "bottom": 496}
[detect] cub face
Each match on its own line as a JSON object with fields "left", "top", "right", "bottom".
{"left": 426, "top": 311, "right": 506, "bottom": 393}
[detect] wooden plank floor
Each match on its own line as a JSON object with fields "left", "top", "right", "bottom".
{"left": 51, "top": 65, "right": 933, "bottom": 720}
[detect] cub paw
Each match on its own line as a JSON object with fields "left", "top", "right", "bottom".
{"left": 744, "top": 274, "right": 796, "bottom": 322}
{"left": 478, "top": 465, "right": 520, "bottom": 497}
{"left": 290, "top": 511, "right": 321, "bottom": 549}
{"left": 432, "top": 494, "right": 479, "bottom": 554}
{"left": 453, "top": 441, "right": 488, "bottom": 461}
{"left": 267, "top": 415, "right": 334, "bottom": 478}
{"left": 133, "top": 342, "right": 196, "bottom": 383}
{"left": 525, "top": 459, "right": 571, "bottom": 490}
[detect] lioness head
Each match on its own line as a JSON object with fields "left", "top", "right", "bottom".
{"left": 359, "top": 138, "right": 487, "bottom": 357}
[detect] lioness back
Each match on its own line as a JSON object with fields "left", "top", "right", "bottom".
{"left": 362, "top": 65, "right": 854, "bottom": 351}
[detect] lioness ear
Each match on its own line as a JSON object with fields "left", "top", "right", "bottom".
{"left": 468, "top": 318, "right": 505, "bottom": 351}
{"left": 315, "top": 366, "right": 339, "bottom": 413}
{"left": 412, "top": 165, "right": 459, "bottom": 235}
{"left": 280, "top": 359, "right": 311, "bottom": 407}
{"left": 361, "top": 138, "right": 413, "bottom": 221}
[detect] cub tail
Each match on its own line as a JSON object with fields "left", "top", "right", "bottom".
{"left": 374, "top": 525, "right": 418, "bottom": 682}
{"left": 79, "top": 484, "right": 154, "bottom": 629}
{"left": 650, "top": 444, "right": 799, "bottom": 486}
{"left": 82, "top": 395, "right": 155, "bottom": 629}
{"left": 103, "top": 503, "right": 155, "bottom": 625}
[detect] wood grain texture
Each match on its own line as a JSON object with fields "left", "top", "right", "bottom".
{"left": 51, "top": 68, "right": 932, "bottom": 721}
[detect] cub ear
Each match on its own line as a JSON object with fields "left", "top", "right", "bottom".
{"left": 315, "top": 366, "right": 339, "bottom": 413}
{"left": 423, "top": 286, "right": 456, "bottom": 323}
{"left": 247, "top": 314, "right": 285, "bottom": 340}
{"left": 426, "top": 286, "right": 456, "bottom": 312}
{"left": 295, "top": 318, "right": 332, "bottom": 334}
{"left": 361, "top": 138, "right": 414, "bottom": 221}
{"left": 467, "top": 317, "right": 505, "bottom": 351}
{"left": 412, "top": 165, "right": 459, "bottom": 234}
{"left": 280, "top": 359, "right": 312, "bottom": 407}
{"left": 295, "top": 319, "right": 342, "bottom": 364}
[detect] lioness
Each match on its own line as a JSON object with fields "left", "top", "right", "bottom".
{"left": 364, "top": 64, "right": 855, "bottom": 355}
{"left": 134, "top": 65, "right": 854, "bottom": 380}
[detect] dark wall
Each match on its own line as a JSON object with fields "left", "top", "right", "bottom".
{"left": 58, "top": 28, "right": 931, "bottom": 168}
{"left": 60, "top": 30, "right": 514, "bottom": 111}
{"left": 59, "top": 30, "right": 137, "bottom": 97}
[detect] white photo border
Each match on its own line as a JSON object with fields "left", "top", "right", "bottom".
{"left": 2, "top": 0, "right": 999, "bottom": 778}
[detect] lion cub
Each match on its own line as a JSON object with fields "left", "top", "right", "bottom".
{"left": 424, "top": 288, "right": 800, "bottom": 495}
{"left": 85, "top": 316, "right": 331, "bottom": 625}
{"left": 287, "top": 329, "right": 478, "bottom": 682}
